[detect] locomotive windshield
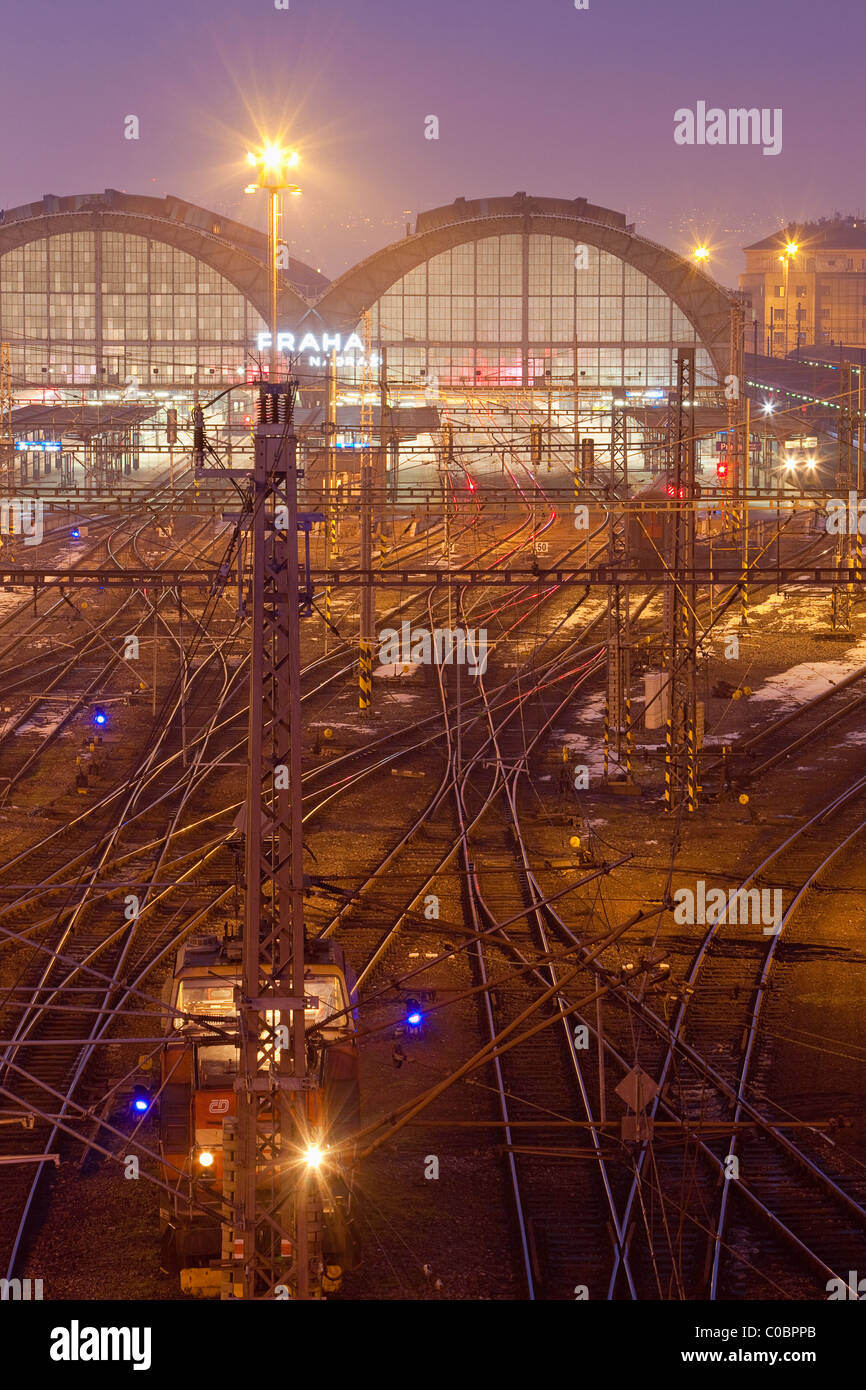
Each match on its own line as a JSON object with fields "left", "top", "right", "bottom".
{"left": 174, "top": 971, "right": 348, "bottom": 1034}
{"left": 175, "top": 980, "right": 234, "bottom": 1025}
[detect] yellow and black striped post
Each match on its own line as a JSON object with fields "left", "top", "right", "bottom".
{"left": 686, "top": 710, "right": 696, "bottom": 813}
{"left": 603, "top": 697, "right": 610, "bottom": 781}
{"left": 741, "top": 571, "right": 749, "bottom": 626}
{"left": 624, "top": 691, "right": 633, "bottom": 781}
{"left": 856, "top": 532, "right": 863, "bottom": 584}
{"left": 664, "top": 715, "right": 673, "bottom": 811}
{"left": 359, "top": 638, "right": 373, "bottom": 712}
{"left": 325, "top": 585, "right": 332, "bottom": 630}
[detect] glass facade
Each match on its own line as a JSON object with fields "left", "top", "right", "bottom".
{"left": 361, "top": 233, "right": 716, "bottom": 389}
{"left": 0, "top": 230, "right": 267, "bottom": 387}
{"left": 0, "top": 223, "right": 717, "bottom": 394}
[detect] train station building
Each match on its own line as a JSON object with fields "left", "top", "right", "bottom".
{"left": 0, "top": 190, "right": 733, "bottom": 401}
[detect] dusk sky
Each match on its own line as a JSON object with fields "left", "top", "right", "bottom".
{"left": 3, "top": 0, "right": 864, "bottom": 286}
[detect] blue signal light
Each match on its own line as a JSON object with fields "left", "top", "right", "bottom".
{"left": 71, "top": 528, "right": 80, "bottom": 538}
{"left": 407, "top": 1011, "right": 422, "bottom": 1026}
{"left": 93, "top": 707, "right": 107, "bottom": 726}
{"left": 132, "top": 1083, "right": 150, "bottom": 1114}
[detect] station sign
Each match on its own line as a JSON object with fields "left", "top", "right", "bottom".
{"left": 15, "top": 440, "right": 62, "bottom": 453}
{"left": 255, "top": 330, "right": 380, "bottom": 369}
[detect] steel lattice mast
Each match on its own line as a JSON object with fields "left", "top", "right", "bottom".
{"left": 663, "top": 348, "right": 698, "bottom": 813}
{"left": 832, "top": 361, "right": 855, "bottom": 632}
{"left": 604, "top": 399, "right": 632, "bottom": 781}
{"left": 231, "top": 381, "right": 320, "bottom": 1300}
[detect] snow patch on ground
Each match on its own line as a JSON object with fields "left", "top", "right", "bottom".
{"left": 13, "top": 703, "right": 72, "bottom": 737}
{"left": 751, "top": 639, "right": 866, "bottom": 708}
{"left": 555, "top": 694, "right": 609, "bottom": 775}
{"left": 0, "top": 588, "right": 29, "bottom": 617}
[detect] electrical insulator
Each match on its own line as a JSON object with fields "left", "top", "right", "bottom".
{"left": 192, "top": 405, "right": 204, "bottom": 464}
{"left": 530, "top": 421, "right": 543, "bottom": 466}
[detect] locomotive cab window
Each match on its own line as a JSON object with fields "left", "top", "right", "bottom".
{"left": 304, "top": 973, "right": 350, "bottom": 1030}
{"left": 175, "top": 979, "right": 234, "bottom": 1026}
{"left": 197, "top": 1043, "right": 239, "bottom": 1087}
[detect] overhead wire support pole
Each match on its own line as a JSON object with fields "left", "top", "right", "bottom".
{"left": 235, "top": 380, "right": 316, "bottom": 1301}
{"left": 605, "top": 395, "right": 631, "bottom": 782}
{"left": 664, "top": 348, "right": 698, "bottom": 813}
{"left": 833, "top": 361, "right": 854, "bottom": 632}
{"left": 359, "top": 312, "right": 374, "bottom": 713}
{"left": 728, "top": 301, "right": 745, "bottom": 537}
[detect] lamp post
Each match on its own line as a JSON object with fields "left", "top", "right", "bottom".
{"left": 245, "top": 144, "right": 301, "bottom": 382}
{"left": 778, "top": 241, "right": 798, "bottom": 359}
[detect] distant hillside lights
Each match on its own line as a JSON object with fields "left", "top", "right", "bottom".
{"left": 674, "top": 102, "right": 782, "bottom": 157}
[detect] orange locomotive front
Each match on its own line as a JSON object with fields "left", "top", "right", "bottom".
{"left": 158, "top": 932, "right": 360, "bottom": 1294}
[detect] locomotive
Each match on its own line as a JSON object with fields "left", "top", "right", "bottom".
{"left": 158, "top": 931, "right": 360, "bottom": 1296}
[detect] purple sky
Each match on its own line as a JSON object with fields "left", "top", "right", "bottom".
{"left": 2, "top": 0, "right": 863, "bottom": 287}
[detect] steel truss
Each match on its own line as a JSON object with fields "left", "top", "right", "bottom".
{"left": 664, "top": 349, "right": 699, "bottom": 813}
{"left": 229, "top": 382, "right": 320, "bottom": 1300}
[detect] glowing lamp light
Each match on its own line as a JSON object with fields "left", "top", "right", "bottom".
{"left": 407, "top": 1011, "right": 422, "bottom": 1026}
{"left": 93, "top": 707, "right": 107, "bottom": 726}
{"left": 785, "top": 241, "right": 799, "bottom": 257}
{"left": 198, "top": 1150, "right": 214, "bottom": 1168}
{"left": 71, "top": 527, "right": 80, "bottom": 539}
{"left": 131, "top": 1084, "right": 149, "bottom": 1114}
{"left": 693, "top": 245, "right": 710, "bottom": 262}
{"left": 406, "top": 996, "right": 422, "bottom": 1028}
{"left": 305, "top": 1145, "right": 323, "bottom": 1168}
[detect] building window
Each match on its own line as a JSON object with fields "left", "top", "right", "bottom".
{"left": 774, "top": 285, "right": 785, "bottom": 297}
{"left": 795, "top": 286, "right": 807, "bottom": 297}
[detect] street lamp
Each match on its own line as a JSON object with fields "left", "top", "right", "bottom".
{"left": 245, "top": 143, "right": 301, "bottom": 382}
{"left": 692, "top": 245, "right": 710, "bottom": 264}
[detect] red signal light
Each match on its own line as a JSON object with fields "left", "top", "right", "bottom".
{"left": 467, "top": 477, "right": 476, "bottom": 492}
{"left": 717, "top": 461, "right": 728, "bottom": 478}
{"left": 666, "top": 484, "right": 675, "bottom": 496}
